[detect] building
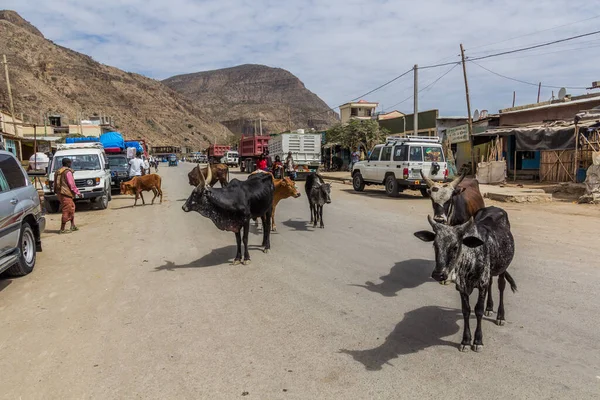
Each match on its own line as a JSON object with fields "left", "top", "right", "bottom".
{"left": 377, "top": 109, "right": 439, "bottom": 136}
{"left": 339, "top": 100, "right": 378, "bottom": 124}
{"left": 0, "top": 110, "right": 23, "bottom": 159}
{"left": 436, "top": 116, "right": 469, "bottom": 138}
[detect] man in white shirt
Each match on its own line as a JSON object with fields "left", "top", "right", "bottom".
{"left": 129, "top": 152, "right": 144, "bottom": 177}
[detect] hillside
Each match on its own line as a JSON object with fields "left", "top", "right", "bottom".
{"left": 0, "top": 11, "right": 232, "bottom": 149}
{"left": 163, "top": 64, "right": 338, "bottom": 136}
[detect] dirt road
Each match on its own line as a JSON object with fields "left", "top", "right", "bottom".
{"left": 1, "top": 165, "right": 599, "bottom": 399}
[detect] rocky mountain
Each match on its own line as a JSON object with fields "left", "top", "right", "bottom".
{"left": 0, "top": 11, "right": 231, "bottom": 149}
{"left": 163, "top": 64, "right": 338, "bottom": 136}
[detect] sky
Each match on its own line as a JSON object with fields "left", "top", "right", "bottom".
{"left": 5, "top": 0, "right": 600, "bottom": 117}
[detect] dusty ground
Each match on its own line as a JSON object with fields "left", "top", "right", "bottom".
{"left": 1, "top": 164, "right": 599, "bottom": 399}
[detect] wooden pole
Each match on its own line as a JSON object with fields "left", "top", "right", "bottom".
{"left": 2, "top": 54, "right": 19, "bottom": 140}
{"left": 33, "top": 124, "right": 37, "bottom": 170}
{"left": 460, "top": 44, "right": 475, "bottom": 175}
{"left": 512, "top": 91, "right": 516, "bottom": 107}
{"left": 573, "top": 122, "right": 579, "bottom": 182}
{"left": 513, "top": 149, "right": 517, "bottom": 181}
{"left": 537, "top": 82, "right": 541, "bottom": 103}
{"left": 413, "top": 64, "right": 418, "bottom": 135}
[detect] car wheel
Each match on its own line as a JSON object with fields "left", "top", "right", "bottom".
{"left": 97, "top": 191, "right": 109, "bottom": 210}
{"left": 6, "top": 223, "right": 36, "bottom": 276}
{"left": 385, "top": 175, "right": 400, "bottom": 197}
{"left": 353, "top": 173, "right": 365, "bottom": 192}
{"left": 107, "top": 186, "right": 112, "bottom": 201}
{"left": 420, "top": 188, "right": 430, "bottom": 198}
{"left": 44, "top": 199, "right": 60, "bottom": 213}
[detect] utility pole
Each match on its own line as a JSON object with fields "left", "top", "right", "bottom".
{"left": 512, "top": 91, "right": 516, "bottom": 107}
{"left": 259, "top": 117, "right": 262, "bottom": 135}
{"left": 288, "top": 106, "right": 291, "bottom": 132}
{"left": 2, "top": 54, "right": 18, "bottom": 138}
{"left": 459, "top": 44, "right": 475, "bottom": 175}
{"left": 413, "top": 64, "right": 418, "bottom": 136}
{"left": 537, "top": 82, "right": 541, "bottom": 103}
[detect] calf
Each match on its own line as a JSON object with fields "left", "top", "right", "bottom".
{"left": 120, "top": 174, "right": 163, "bottom": 206}
{"left": 188, "top": 163, "right": 229, "bottom": 188}
{"left": 305, "top": 173, "right": 331, "bottom": 229}
{"left": 182, "top": 165, "right": 274, "bottom": 265}
{"left": 414, "top": 206, "right": 517, "bottom": 352}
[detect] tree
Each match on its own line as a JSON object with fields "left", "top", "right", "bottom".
{"left": 326, "top": 119, "right": 388, "bottom": 152}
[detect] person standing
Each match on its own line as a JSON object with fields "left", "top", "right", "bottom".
{"left": 53, "top": 158, "right": 81, "bottom": 234}
{"left": 350, "top": 148, "right": 360, "bottom": 171}
{"left": 129, "top": 152, "right": 144, "bottom": 177}
{"left": 285, "top": 151, "right": 295, "bottom": 180}
{"left": 256, "top": 154, "right": 268, "bottom": 171}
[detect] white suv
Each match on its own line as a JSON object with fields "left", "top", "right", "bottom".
{"left": 352, "top": 136, "right": 448, "bottom": 197}
{"left": 221, "top": 151, "right": 239, "bottom": 167}
{"left": 44, "top": 143, "right": 112, "bottom": 212}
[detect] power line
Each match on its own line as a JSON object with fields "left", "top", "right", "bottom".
{"left": 469, "top": 60, "right": 589, "bottom": 89}
{"left": 384, "top": 64, "right": 459, "bottom": 112}
{"left": 348, "top": 67, "right": 414, "bottom": 102}
{"left": 468, "top": 14, "right": 600, "bottom": 51}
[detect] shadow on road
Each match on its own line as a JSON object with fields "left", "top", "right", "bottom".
{"left": 340, "top": 306, "right": 461, "bottom": 371}
{"left": 0, "top": 278, "right": 12, "bottom": 293}
{"left": 340, "top": 188, "right": 421, "bottom": 200}
{"left": 350, "top": 259, "right": 434, "bottom": 297}
{"left": 281, "top": 219, "right": 310, "bottom": 231}
{"left": 154, "top": 245, "right": 237, "bottom": 271}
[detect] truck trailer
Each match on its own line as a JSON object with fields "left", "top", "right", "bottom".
{"left": 239, "top": 135, "right": 270, "bottom": 173}
{"left": 269, "top": 131, "right": 321, "bottom": 180}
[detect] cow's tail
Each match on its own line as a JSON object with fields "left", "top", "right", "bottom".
{"left": 504, "top": 271, "right": 517, "bottom": 293}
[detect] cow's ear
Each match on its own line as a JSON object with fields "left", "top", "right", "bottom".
{"left": 462, "top": 236, "right": 484, "bottom": 248}
{"left": 414, "top": 231, "right": 435, "bottom": 242}
{"left": 452, "top": 187, "right": 466, "bottom": 196}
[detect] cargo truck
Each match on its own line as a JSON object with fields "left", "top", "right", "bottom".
{"left": 239, "top": 135, "right": 270, "bottom": 173}
{"left": 207, "top": 144, "right": 230, "bottom": 164}
{"left": 269, "top": 130, "right": 321, "bottom": 180}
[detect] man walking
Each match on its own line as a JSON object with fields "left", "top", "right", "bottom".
{"left": 53, "top": 158, "right": 81, "bottom": 234}
{"left": 129, "top": 152, "right": 144, "bottom": 177}
{"left": 350, "top": 148, "right": 360, "bottom": 171}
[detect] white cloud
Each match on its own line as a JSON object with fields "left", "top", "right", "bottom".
{"left": 6, "top": 0, "right": 600, "bottom": 116}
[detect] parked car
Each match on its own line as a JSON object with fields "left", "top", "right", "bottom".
{"left": 0, "top": 150, "right": 45, "bottom": 276}
{"left": 107, "top": 154, "right": 129, "bottom": 192}
{"left": 220, "top": 151, "right": 239, "bottom": 167}
{"left": 44, "top": 143, "right": 112, "bottom": 212}
{"left": 351, "top": 136, "right": 448, "bottom": 197}
{"left": 168, "top": 154, "right": 178, "bottom": 167}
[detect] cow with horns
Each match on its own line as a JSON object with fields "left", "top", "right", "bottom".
{"left": 414, "top": 206, "right": 517, "bottom": 352}
{"left": 182, "top": 166, "right": 274, "bottom": 265}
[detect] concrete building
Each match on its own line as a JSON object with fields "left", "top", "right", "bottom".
{"left": 339, "top": 100, "right": 378, "bottom": 124}
{"left": 377, "top": 109, "right": 439, "bottom": 136}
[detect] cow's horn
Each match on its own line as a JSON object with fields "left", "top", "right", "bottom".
{"left": 420, "top": 170, "right": 435, "bottom": 187}
{"left": 449, "top": 172, "right": 466, "bottom": 188}
{"left": 205, "top": 164, "right": 213, "bottom": 184}
{"left": 427, "top": 215, "right": 437, "bottom": 228}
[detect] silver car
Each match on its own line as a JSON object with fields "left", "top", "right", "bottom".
{"left": 0, "top": 150, "right": 45, "bottom": 276}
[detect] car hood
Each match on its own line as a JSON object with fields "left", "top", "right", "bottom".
{"left": 72, "top": 170, "right": 106, "bottom": 179}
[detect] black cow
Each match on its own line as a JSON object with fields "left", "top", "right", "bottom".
{"left": 305, "top": 173, "right": 331, "bottom": 229}
{"left": 182, "top": 166, "right": 274, "bottom": 265}
{"left": 414, "top": 206, "right": 517, "bottom": 352}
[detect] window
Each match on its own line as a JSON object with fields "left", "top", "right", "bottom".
{"left": 366, "top": 109, "right": 372, "bottom": 117}
{"left": 0, "top": 154, "right": 26, "bottom": 189}
{"left": 350, "top": 108, "right": 358, "bottom": 116}
{"left": 0, "top": 169, "right": 10, "bottom": 192}
{"left": 380, "top": 146, "right": 392, "bottom": 161}
{"left": 52, "top": 154, "right": 101, "bottom": 172}
{"left": 423, "top": 146, "right": 445, "bottom": 162}
{"left": 409, "top": 146, "right": 423, "bottom": 162}
{"left": 108, "top": 156, "right": 128, "bottom": 168}
{"left": 369, "top": 146, "right": 382, "bottom": 161}
{"left": 393, "top": 145, "right": 408, "bottom": 161}
{"left": 522, "top": 151, "right": 536, "bottom": 160}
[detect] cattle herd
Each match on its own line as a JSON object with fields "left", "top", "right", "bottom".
{"left": 121, "top": 162, "right": 518, "bottom": 353}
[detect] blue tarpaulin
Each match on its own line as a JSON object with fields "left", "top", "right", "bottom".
{"left": 125, "top": 141, "right": 144, "bottom": 153}
{"left": 99, "top": 131, "right": 125, "bottom": 150}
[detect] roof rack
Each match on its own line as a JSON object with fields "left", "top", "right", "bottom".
{"left": 385, "top": 135, "right": 441, "bottom": 144}
{"left": 57, "top": 142, "right": 104, "bottom": 150}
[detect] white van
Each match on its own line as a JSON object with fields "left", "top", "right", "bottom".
{"left": 351, "top": 136, "right": 448, "bottom": 197}
{"left": 44, "top": 143, "right": 112, "bottom": 212}
{"left": 221, "top": 151, "right": 239, "bottom": 167}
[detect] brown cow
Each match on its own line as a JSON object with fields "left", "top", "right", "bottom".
{"left": 188, "top": 164, "right": 229, "bottom": 188}
{"left": 120, "top": 174, "right": 163, "bottom": 206}
{"left": 250, "top": 171, "right": 301, "bottom": 231}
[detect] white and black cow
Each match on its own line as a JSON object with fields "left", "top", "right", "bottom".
{"left": 182, "top": 166, "right": 274, "bottom": 265}
{"left": 414, "top": 206, "right": 517, "bottom": 352}
{"left": 305, "top": 173, "right": 331, "bottom": 229}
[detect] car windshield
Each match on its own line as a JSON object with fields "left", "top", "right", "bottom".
{"left": 52, "top": 154, "right": 101, "bottom": 171}
{"left": 108, "top": 156, "right": 128, "bottom": 168}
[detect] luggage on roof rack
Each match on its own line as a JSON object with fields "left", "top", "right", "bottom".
{"left": 385, "top": 135, "right": 441, "bottom": 144}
